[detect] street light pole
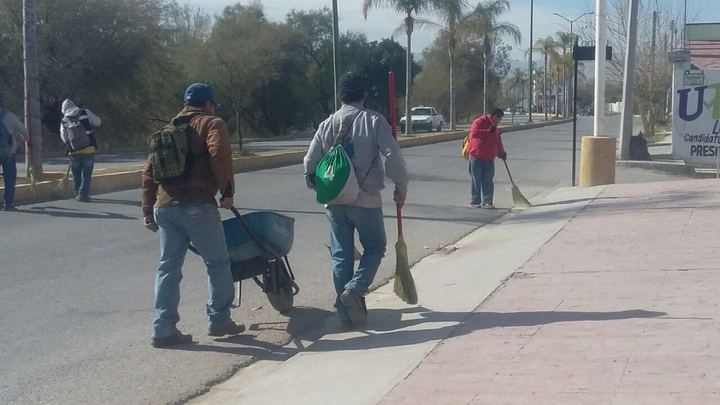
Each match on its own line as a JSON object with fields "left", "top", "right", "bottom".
{"left": 331, "top": 0, "right": 341, "bottom": 111}
{"left": 619, "top": 0, "right": 640, "bottom": 159}
{"left": 527, "top": 0, "right": 534, "bottom": 123}
{"left": 594, "top": 0, "right": 607, "bottom": 137}
{"left": 553, "top": 12, "right": 594, "bottom": 117}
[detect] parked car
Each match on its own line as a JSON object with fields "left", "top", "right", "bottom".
{"left": 399, "top": 106, "right": 444, "bottom": 133}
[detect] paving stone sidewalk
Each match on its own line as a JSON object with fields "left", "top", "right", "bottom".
{"left": 381, "top": 179, "right": 720, "bottom": 404}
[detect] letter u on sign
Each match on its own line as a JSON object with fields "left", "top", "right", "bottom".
{"left": 677, "top": 86, "right": 708, "bottom": 122}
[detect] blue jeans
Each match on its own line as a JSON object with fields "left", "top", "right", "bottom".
{"left": 469, "top": 158, "right": 495, "bottom": 205}
{"left": 70, "top": 154, "right": 95, "bottom": 198}
{"left": 153, "top": 203, "right": 235, "bottom": 338}
{"left": 0, "top": 154, "right": 17, "bottom": 206}
{"left": 326, "top": 205, "right": 387, "bottom": 320}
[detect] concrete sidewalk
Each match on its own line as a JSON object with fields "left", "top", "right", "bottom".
{"left": 190, "top": 179, "right": 720, "bottom": 405}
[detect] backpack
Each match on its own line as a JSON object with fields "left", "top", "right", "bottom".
{"left": 314, "top": 111, "right": 363, "bottom": 205}
{"left": 62, "top": 110, "right": 95, "bottom": 151}
{"left": 149, "top": 112, "right": 204, "bottom": 183}
{"left": 0, "top": 109, "right": 13, "bottom": 157}
{"left": 461, "top": 134, "right": 470, "bottom": 159}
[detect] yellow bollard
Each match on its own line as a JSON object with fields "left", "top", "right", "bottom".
{"left": 579, "top": 136, "right": 616, "bottom": 187}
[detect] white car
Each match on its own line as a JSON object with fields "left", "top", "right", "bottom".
{"left": 400, "top": 106, "right": 444, "bottom": 133}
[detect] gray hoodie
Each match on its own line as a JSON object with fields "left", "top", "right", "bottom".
{"left": 0, "top": 108, "right": 28, "bottom": 154}
{"left": 59, "top": 99, "right": 101, "bottom": 145}
{"left": 304, "top": 103, "right": 409, "bottom": 208}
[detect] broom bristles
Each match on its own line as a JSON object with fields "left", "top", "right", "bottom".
{"left": 511, "top": 184, "right": 531, "bottom": 209}
{"left": 394, "top": 238, "right": 418, "bottom": 305}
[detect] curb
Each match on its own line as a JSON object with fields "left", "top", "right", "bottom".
{"left": 616, "top": 159, "right": 698, "bottom": 177}
{"left": 4, "top": 120, "right": 572, "bottom": 205}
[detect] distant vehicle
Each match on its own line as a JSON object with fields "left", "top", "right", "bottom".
{"left": 400, "top": 106, "right": 444, "bottom": 133}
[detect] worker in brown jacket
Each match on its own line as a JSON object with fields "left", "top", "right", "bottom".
{"left": 142, "top": 83, "right": 243, "bottom": 348}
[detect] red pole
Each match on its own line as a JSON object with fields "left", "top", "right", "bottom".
{"left": 388, "top": 70, "right": 397, "bottom": 140}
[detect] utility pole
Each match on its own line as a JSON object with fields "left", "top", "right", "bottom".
{"left": 23, "top": 0, "right": 42, "bottom": 180}
{"left": 593, "top": 0, "right": 607, "bottom": 137}
{"left": 649, "top": 10, "right": 657, "bottom": 137}
{"left": 618, "top": 0, "right": 640, "bottom": 160}
{"left": 527, "top": 0, "right": 534, "bottom": 123}
{"left": 331, "top": 0, "right": 341, "bottom": 111}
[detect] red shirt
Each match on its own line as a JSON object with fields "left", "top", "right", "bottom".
{"left": 468, "top": 114, "right": 505, "bottom": 160}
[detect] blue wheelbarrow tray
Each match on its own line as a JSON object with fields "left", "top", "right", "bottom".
{"left": 223, "top": 211, "right": 295, "bottom": 266}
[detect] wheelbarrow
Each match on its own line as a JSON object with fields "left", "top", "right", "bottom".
{"left": 190, "top": 207, "right": 299, "bottom": 314}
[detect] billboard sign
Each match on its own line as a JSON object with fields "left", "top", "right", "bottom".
{"left": 672, "top": 68, "right": 720, "bottom": 165}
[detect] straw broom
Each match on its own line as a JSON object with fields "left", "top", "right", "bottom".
{"left": 54, "top": 161, "right": 72, "bottom": 197}
{"left": 393, "top": 203, "right": 417, "bottom": 305}
{"left": 502, "top": 159, "right": 531, "bottom": 209}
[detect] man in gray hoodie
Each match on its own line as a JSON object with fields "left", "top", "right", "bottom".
{"left": 0, "top": 99, "right": 28, "bottom": 211}
{"left": 304, "top": 73, "right": 409, "bottom": 328}
{"left": 59, "top": 99, "right": 101, "bottom": 202}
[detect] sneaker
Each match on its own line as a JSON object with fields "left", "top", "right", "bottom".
{"left": 76, "top": 195, "right": 91, "bottom": 202}
{"left": 151, "top": 331, "right": 193, "bottom": 348}
{"left": 208, "top": 320, "right": 245, "bottom": 337}
{"left": 340, "top": 290, "right": 367, "bottom": 325}
{"left": 3, "top": 204, "right": 15, "bottom": 211}
{"left": 481, "top": 203, "right": 495, "bottom": 209}
{"left": 470, "top": 203, "right": 482, "bottom": 208}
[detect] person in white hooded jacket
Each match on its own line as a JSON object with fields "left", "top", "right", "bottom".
{"left": 59, "top": 99, "right": 101, "bottom": 202}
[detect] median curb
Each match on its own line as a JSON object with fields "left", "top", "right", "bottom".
{"left": 4, "top": 120, "right": 571, "bottom": 205}
{"left": 616, "top": 159, "right": 698, "bottom": 177}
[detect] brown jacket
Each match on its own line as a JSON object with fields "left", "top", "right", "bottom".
{"left": 142, "top": 106, "right": 235, "bottom": 217}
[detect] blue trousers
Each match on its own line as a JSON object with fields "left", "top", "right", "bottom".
{"left": 0, "top": 154, "right": 17, "bottom": 206}
{"left": 153, "top": 203, "right": 235, "bottom": 338}
{"left": 326, "top": 205, "right": 387, "bottom": 321}
{"left": 70, "top": 154, "right": 95, "bottom": 198}
{"left": 469, "top": 158, "right": 495, "bottom": 205}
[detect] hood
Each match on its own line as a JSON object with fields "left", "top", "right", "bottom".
{"left": 62, "top": 99, "right": 82, "bottom": 117}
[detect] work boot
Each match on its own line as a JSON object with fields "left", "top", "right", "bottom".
{"left": 208, "top": 320, "right": 245, "bottom": 337}
{"left": 151, "top": 330, "right": 193, "bottom": 348}
{"left": 340, "top": 290, "right": 367, "bottom": 326}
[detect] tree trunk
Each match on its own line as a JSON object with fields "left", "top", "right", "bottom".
{"left": 543, "top": 52, "right": 548, "bottom": 121}
{"left": 449, "top": 32, "right": 456, "bottom": 130}
{"left": 405, "top": 14, "right": 414, "bottom": 136}
{"left": 482, "top": 35, "right": 490, "bottom": 113}
{"left": 235, "top": 107, "right": 242, "bottom": 152}
{"left": 23, "top": 0, "right": 42, "bottom": 180}
{"left": 555, "top": 67, "right": 560, "bottom": 118}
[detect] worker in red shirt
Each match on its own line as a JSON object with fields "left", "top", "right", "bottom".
{"left": 467, "top": 108, "right": 507, "bottom": 208}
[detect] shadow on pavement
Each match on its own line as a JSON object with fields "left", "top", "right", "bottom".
{"left": 164, "top": 307, "right": 334, "bottom": 361}
{"left": 306, "top": 307, "right": 666, "bottom": 352}
{"left": 90, "top": 197, "right": 142, "bottom": 207}
{"left": 20, "top": 206, "right": 137, "bottom": 220}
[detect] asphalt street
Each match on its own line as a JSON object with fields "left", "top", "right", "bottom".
{"left": 0, "top": 117, "right": 681, "bottom": 405}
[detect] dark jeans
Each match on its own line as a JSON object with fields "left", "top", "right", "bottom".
{"left": 0, "top": 154, "right": 17, "bottom": 206}
{"left": 70, "top": 154, "right": 95, "bottom": 198}
{"left": 469, "top": 158, "right": 495, "bottom": 205}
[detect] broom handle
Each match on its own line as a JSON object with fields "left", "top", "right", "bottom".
{"left": 396, "top": 204, "right": 403, "bottom": 238}
{"left": 502, "top": 159, "right": 515, "bottom": 185}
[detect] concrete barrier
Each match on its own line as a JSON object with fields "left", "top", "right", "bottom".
{"left": 579, "top": 136, "right": 616, "bottom": 187}
{"left": 3, "top": 119, "right": 572, "bottom": 205}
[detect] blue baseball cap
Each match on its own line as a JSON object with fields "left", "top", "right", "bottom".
{"left": 184, "top": 83, "right": 214, "bottom": 106}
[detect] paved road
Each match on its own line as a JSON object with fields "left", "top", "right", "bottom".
{"left": 0, "top": 117, "right": 674, "bottom": 405}
{"left": 31, "top": 114, "right": 548, "bottom": 174}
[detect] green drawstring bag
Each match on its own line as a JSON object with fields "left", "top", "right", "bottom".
{"left": 315, "top": 111, "right": 362, "bottom": 205}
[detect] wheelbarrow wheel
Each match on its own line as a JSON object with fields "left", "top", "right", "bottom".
{"left": 261, "top": 257, "right": 299, "bottom": 315}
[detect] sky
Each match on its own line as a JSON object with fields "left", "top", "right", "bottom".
{"left": 187, "top": 0, "right": 720, "bottom": 64}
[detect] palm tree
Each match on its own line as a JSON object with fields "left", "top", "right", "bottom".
{"left": 363, "top": 0, "right": 440, "bottom": 135}
{"left": 464, "top": 0, "right": 521, "bottom": 113}
{"left": 409, "top": 0, "right": 466, "bottom": 130}
{"left": 534, "top": 36, "right": 560, "bottom": 121}
{"left": 555, "top": 31, "right": 574, "bottom": 117}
